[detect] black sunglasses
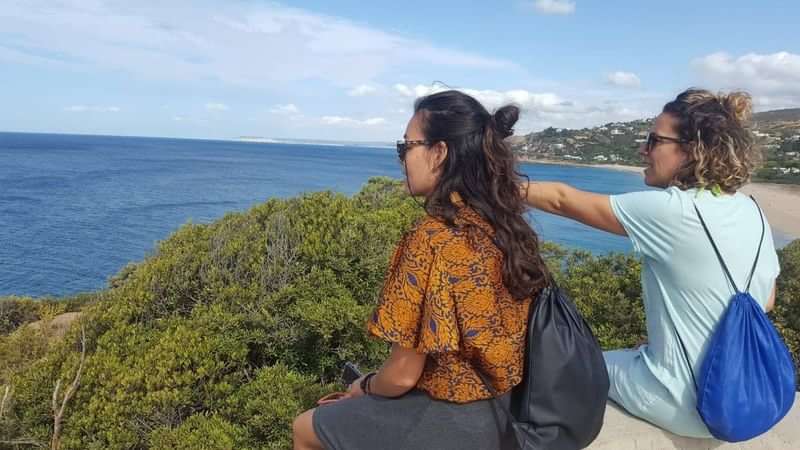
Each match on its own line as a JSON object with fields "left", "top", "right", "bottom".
{"left": 645, "top": 132, "right": 688, "bottom": 154}
{"left": 396, "top": 140, "right": 430, "bottom": 161}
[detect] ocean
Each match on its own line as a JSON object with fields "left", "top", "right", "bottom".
{"left": 1, "top": 132, "right": 649, "bottom": 298}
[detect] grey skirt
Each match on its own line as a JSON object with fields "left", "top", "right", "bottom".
{"left": 312, "top": 389, "right": 516, "bottom": 450}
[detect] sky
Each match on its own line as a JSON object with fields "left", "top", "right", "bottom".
{"left": 1, "top": 0, "right": 799, "bottom": 142}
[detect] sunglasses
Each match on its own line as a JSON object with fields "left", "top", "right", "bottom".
{"left": 644, "top": 132, "right": 688, "bottom": 154}
{"left": 396, "top": 140, "right": 430, "bottom": 161}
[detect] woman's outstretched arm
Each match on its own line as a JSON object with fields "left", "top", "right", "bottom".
{"left": 521, "top": 181, "right": 628, "bottom": 236}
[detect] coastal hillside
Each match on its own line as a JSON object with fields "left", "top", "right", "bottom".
{"left": 753, "top": 108, "right": 800, "bottom": 123}
{"left": 510, "top": 108, "right": 800, "bottom": 184}
{"left": 1, "top": 178, "right": 798, "bottom": 449}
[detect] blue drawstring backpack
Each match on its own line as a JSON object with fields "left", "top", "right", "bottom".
{"left": 673, "top": 198, "right": 796, "bottom": 442}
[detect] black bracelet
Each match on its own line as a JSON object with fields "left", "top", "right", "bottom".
{"left": 360, "top": 372, "right": 376, "bottom": 394}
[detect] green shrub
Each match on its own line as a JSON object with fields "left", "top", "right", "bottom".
{"left": 559, "top": 250, "right": 646, "bottom": 349}
{"left": 772, "top": 240, "right": 800, "bottom": 382}
{"left": 0, "top": 294, "right": 94, "bottom": 336}
{"left": 148, "top": 413, "right": 252, "bottom": 450}
{"left": 222, "top": 364, "right": 333, "bottom": 449}
{"left": 0, "top": 297, "right": 40, "bottom": 335}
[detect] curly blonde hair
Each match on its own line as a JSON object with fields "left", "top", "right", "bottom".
{"left": 663, "top": 88, "right": 761, "bottom": 193}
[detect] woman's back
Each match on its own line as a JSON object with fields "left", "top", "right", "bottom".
{"left": 368, "top": 201, "right": 532, "bottom": 403}
{"left": 609, "top": 186, "right": 781, "bottom": 435}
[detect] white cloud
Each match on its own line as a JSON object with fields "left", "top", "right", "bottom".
{"left": 691, "top": 51, "right": 800, "bottom": 109}
{"left": 530, "top": 0, "right": 576, "bottom": 15}
{"left": 390, "top": 82, "right": 664, "bottom": 134}
{"left": 394, "top": 83, "right": 446, "bottom": 99}
{"left": 269, "top": 103, "right": 300, "bottom": 114}
{"left": 321, "top": 116, "right": 386, "bottom": 127}
{"left": 205, "top": 102, "right": 229, "bottom": 111}
{"left": 0, "top": 1, "right": 513, "bottom": 87}
{"left": 607, "top": 71, "right": 641, "bottom": 89}
{"left": 347, "top": 84, "right": 379, "bottom": 96}
{"left": 64, "top": 105, "right": 121, "bottom": 113}
{"left": 321, "top": 116, "right": 351, "bottom": 125}
{"left": 394, "top": 84, "right": 415, "bottom": 97}
{"left": 500, "top": 90, "right": 565, "bottom": 110}
{"left": 393, "top": 83, "right": 568, "bottom": 112}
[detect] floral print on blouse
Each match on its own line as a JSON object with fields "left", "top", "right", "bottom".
{"left": 367, "top": 196, "right": 534, "bottom": 403}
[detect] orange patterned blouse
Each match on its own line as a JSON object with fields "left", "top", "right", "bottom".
{"left": 367, "top": 197, "right": 534, "bottom": 403}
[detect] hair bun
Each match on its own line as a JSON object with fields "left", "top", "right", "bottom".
{"left": 493, "top": 105, "right": 520, "bottom": 139}
{"left": 719, "top": 91, "right": 752, "bottom": 124}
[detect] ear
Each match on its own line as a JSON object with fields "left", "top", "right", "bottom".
{"left": 678, "top": 143, "right": 693, "bottom": 165}
{"left": 428, "top": 141, "right": 448, "bottom": 171}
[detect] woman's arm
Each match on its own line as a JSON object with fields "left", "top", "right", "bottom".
{"left": 349, "top": 343, "right": 426, "bottom": 398}
{"left": 766, "top": 283, "right": 776, "bottom": 313}
{"left": 522, "top": 181, "right": 627, "bottom": 236}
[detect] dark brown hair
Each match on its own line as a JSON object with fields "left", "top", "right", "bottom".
{"left": 414, "top": 90, "right": 547, "bottom": 300}
{"left": 663, "top": 88, "right": 760, "bottom": 192}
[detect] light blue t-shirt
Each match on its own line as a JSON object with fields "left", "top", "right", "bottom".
{"left": 604, "top": 187, "right": 781, "bottom": 438}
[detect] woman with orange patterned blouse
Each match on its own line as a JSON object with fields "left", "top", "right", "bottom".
{"left": 292, "top": 90, "right": 549, "bottom": 450}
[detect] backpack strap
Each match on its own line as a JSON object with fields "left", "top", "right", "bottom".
{"left": 692, "top": 196, "right": 765, "bottom": 295}
{"left": 667, "top": 311, "right": 698, "bottom": 391}
{"left": 693, "top": 203, "right": 740, "bottom": 294}
{"left": 745, "top": 196, "right": 766, "bottom": 293}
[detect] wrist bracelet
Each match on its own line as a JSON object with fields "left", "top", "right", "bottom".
{"left": 360, "top": 372, "right": 376, "bottom": 394}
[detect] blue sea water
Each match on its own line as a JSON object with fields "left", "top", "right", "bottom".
{"left": 0, "top": 132, "right": 654, "bottom": 297}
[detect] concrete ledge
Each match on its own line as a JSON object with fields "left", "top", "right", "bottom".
{"left": 588, "top": 395, "right": 800, "bottom": 450}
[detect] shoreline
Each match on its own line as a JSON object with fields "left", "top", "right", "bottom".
{"left": 519, "top": 157, "right": 645, "bottom": 173}
{"left": 519, "top": 158, "right": 799, "bottom": 242}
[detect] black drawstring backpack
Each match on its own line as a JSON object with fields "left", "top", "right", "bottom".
{"left": 477, "top": 282, "right": 610, "bottom": 450}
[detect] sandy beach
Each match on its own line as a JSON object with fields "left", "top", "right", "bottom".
{"left": 521, "top": 158, "right": 799, "bottom": 242}
{"left": 740, "top": 183, "right": 800, "bottom": 242}
{"left": 519, "top": 157, "right": 646, "bottom": 174}
{"left": 592, "top": 163, "right": 645, "bottom": 174}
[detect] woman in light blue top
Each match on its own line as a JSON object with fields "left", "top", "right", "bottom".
{"left": 522, "top": 88, "right": 780, "bottom": 438}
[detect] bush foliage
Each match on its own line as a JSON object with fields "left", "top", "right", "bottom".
{"left": 1, "top": 177, "right": 798, "bottom": 449}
